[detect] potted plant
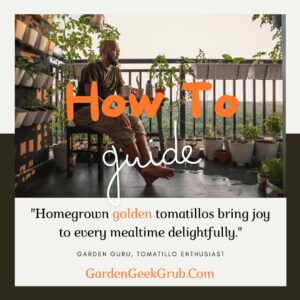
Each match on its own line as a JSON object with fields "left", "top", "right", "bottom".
{"left": 165, "top": 56, "right": 194, "bottom": 160}
{"left": 149, "top": 54, "right": 177, "bottom": 95}
{"left": 248, "top": 51, "right": 268, "bottom": 80}
{"left": 255, "top": 113, "right": 282, "bottom": 161}
{"left": 265, "top": 158, "right": 284, "bottom": 197}
{"left": 203, "top": 124, "right": 223, "bottom": 160}
{"left": 229, "top": 124, "right": 261, "bottom": 166}
{"left": 208, "top": 54, "right": 245, "bottom": 80}
{"left": 18, "top": 58, "right": 37, "bottom": 87}
{"left": 192, "top": 48, "right": 209, "bottom": 79}
{"left": 15, "top": 56, "right": 30, "bottom": 85}
{"left": 250, "top": 161, "right": 270, "bottom": 191}
{"left": 21, "top": 96, "right": 39, "bottom": 127}
{"left": 186, "top": 137, "right": 201, "bottom": 160}
{"left": 216, "top": 149, "right": 230, "bottom": 165}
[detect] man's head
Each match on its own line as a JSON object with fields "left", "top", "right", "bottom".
{"left": 100, "top": 40, "right": 120, "bottom": 66}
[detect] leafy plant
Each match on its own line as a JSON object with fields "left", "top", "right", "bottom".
{"left": 195, "top": 48, "right": 207, "bottom": 63}
{"left": 222, "top": 53, "right": 246, "bottom": 64}
{"left": 206, "top": 124, "right": 218, "bottom": 139}
{"left": 238, "top": 124, "right": 261, "bottom": 140}
{"left": 252, "top": 14, "right": 282, "bottom": 63}
{"left": 264, "top": 113, "right": 282, "bottom": 138}
{"left": 252, "top": 51, "right": 267, "bottom": 64}
{"left": 263, "top": 158, "right": 283, "bottom": 188}
{"left": 149, "top": 54, "right": 177, "bottom": 90}
{"left": 51, "top": 104, "right": 67, "bottom": 143}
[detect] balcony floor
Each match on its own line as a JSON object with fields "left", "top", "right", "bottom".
{"left": 16, "top": 159, "right": 265, "bottom": 198}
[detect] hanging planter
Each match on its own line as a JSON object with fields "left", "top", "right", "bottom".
{"left": 265, "top": 64, "right": 282, "bottom": 80}
{"left": 46, "top": 40, "right": 56, "bottom": 55}
{"left": 43, "top": 75, "right": 55, "bottom": 89}
{"left": 22, "top": 108, "right": 38, "bottom": 127}
{"left": 208, "top": 64, "right": 239, "bottom": 80}
{"left": 43, "top": 107, "right": 54, "bottom": 123}
{"left": 15, "top": 19, "right": 27, "bottom": 40}
{"left": 35, "top": 34, "right": 49, "bottom": 53}
{"left": 33, "top": 108, "right": 48, "bottom": 125}
{"left": 22, "top": 27, "right": 39, "bottom": 47}
{"left": 247, "top": 65, "right": 267, "bottom": 80}
{"left": 19, "top": 72, "right": 37, "bottom": 87}
{"left": 192, "top": 63, "right": 209, "bottom": 79}
{"left": 89, "top": 14, "right": 105, "bottom": 29}
{"left": 15, "top": 67, "right": 25, "bottom": 85}
{"left": 32, "top": 73, "right": 48, "bottom": 89}
{"left": 15, "top": 108, "right": 28, "bottom": 129}
{"left": 238, "top": 64, "right": 251, "bottom": 80}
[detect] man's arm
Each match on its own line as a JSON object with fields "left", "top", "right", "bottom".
{"left": 84, "top": 83, "right": 104, "bottom": 104}
{"left": 84, "top": 82, "right": 131, "bottom": 128}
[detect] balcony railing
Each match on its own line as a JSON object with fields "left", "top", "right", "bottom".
{"left": 50, "top": 58, "right": 283, "bottom": 142}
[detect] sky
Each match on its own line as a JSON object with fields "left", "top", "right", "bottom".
{"left": 101, "top": 15, "right": 275, "bottom": 59}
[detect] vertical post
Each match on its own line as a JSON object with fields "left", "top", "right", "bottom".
{"left": 272, "top": 80, "right": 276, "bottom": 112}
{"left": 253, "top": 79, "right": 256, "bottom": 126}
{"left": 282, "top": 14, "right": 286, "bottom": 193}
{"left": 213, "top": 79, "right": 216, "bottom": 129}
{"left": 203, "top": 79, "right": 206, "bottom": 137}
{"left": 243, "top": 80, "right": 246, "bottom": 125}
{"left": 262, "top": 79, "right": 266, "bottom": 135}
{"left": 169, "top": 86, "right": 173, "bottom": 137}
{"left": 223, "top": 80, "right": 226, "bottom": 136}
{"left": 233, "top": 80, "right": 237, "bottom": 139}
{"left": 179, "top": 64, "right": 186, "bottom": 138}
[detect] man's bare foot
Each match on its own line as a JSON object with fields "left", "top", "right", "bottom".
{"left": 141, "top": 165, "right": 174, "bottom": 185}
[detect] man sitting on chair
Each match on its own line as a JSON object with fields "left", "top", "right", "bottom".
{"left": 74, "top": 40, "right": 174, "bottom": 185}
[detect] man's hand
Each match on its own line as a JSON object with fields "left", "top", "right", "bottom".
{"left": 117, "top": 113, "right": 131, "bottom": 128}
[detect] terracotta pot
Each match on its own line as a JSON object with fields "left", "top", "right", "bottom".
{"left": 217, "top": 149, "right": 230, "bottom": 164}
{"left": 155, "top": 88, "right": 165, "bottom": 95}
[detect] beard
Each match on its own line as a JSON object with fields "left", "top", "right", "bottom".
{"left": 108, "top": 53, "right": 118, "bottom": 66}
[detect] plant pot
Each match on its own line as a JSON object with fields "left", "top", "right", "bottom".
{"left": 247, "top": 65, "right": 267, "bottom": 80}
{"left": 15, "top": 108, "right": 28, "bottom": 128}
{"left": 32, "top": 73, "right": 48, "bottom": 88}
{"left": 46, "top": 40, "right": 56, "bottom": 55}
{"left": 22, "top": 27, "right": 38, "bottom": 47}
{"left": 229, "top": 140, "right": 254, "bottom": 166}
{"left": 265, "top": 64, "right": 282, "bottom": 80}
{"left": 43, "top": 109, "right": 53, "bottom": 123}
{"left": 255, "top": 140, "right": 279, "bottom": 161}
{"left": 53, "top": 143, "right": 77, "bottom": 171}
{"left": 43, "top": 75, "right": 55, "bottom": 89}
{"left": 155, "top": 88, "right": 165, "bottom": 95}
{"left": 35, "top": 34, "right": 49, "bottom": 52}
{"left": 192, "top": 63, "right": 209, "bottom": 79}
{"left": 257, "top": 174, "right": 267, "bottom": 191}
{"left": 89, "top": 14, "right": 105, "bottom": 29}
{"left": 186, "top": 147, "right": 200, "bottom": 160}
{"left": 33, "top": 109, "right": 48, "bottom": 125}
{"left": 150, "top": 146, "right": 159, "bottom": 159}
{"left": 19, "top": 72, "right": 36, "bottom": 87}
{"left": 216, "top": 149, "right": 230, "bottom": 164}
{"left": 22, "top": 109, "right": 38, "bottom": 127}
{"left": 238, "top": 64, "right": 251, "bottom": 79}
{"left": 208, "top": 64, "right": 239, "bottom": 80}
{"left": 15, "top": 67, "right": 25, "bottom": 85}
{"left": 15, "top": 19, "right": 27, "bottom": 40}
{"left": 203, "top": 138, "right": 223, "bottom": 160}
{"left": 165, "top": 138, "right": 185, "bottom": 160}
{"left": 266, "top": 179, "right": 284, "bottom": 197}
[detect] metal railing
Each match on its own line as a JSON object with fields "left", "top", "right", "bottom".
{"left": 50, "top": 58, "right": 283, "bottom": 141}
